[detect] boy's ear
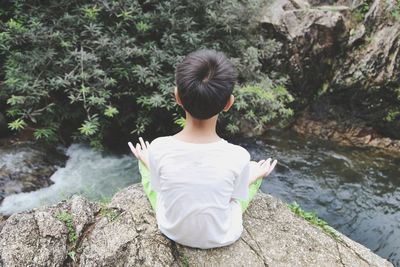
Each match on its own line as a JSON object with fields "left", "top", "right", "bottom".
{"left": 223, "top": 94, "right": 235, "bottom": 112}
{"left": 174, "top": 86, "right": 183, "bottom": 107}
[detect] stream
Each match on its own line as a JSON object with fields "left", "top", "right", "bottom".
{"left": 0, "top": 130, "right": 399, "bottom": 266}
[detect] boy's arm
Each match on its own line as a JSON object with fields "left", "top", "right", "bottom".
{"left": 128, "top": 137, "right": 161, "bottom": 192}
{"left": 231, "top": 161, "right": 250, "bottom": 201}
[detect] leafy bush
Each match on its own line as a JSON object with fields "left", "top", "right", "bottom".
{"left": 352, "top": 0, "right": 371, "bottom": 22}
{"left": 220, "top": 76, "right": 293, "bottom": 135}
{"left": 0, "top": 0, "right": 292, "bottom": 148}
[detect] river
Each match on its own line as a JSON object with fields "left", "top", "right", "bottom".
{"left": 0, "top": 130, "right": 399, "bottom": 266}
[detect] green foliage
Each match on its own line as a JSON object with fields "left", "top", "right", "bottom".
{"left": 352, "top": 0, "right": 370, "bottom": 22}
{"left": 104, "top": 106, "right": 119, "bottom": 118}
{"left": 56, "top": 211, "right": 78, "bottom": 245}
{"left": 385, "top": 109, "right": 400, "bottom": 122}
{"left": 100, "top": 206, "right": 121, "bottom": 221}
{"left": 8, "top": 118, "right": 26, "bottom": 131}
{"left": 136, "top": 21, "right": 151, "bottom": 33}
{"left": 391, "top": 1, "right": 400, "bottom": 21}
{"left": 287, "top": 202, "right": 337, "bottom": 240}
{"left": 56, "top": 211, "right": 78, "bottom": 261}
{"left": 174, "top": 117, "right": 186, "bottom": 128}
{"left": 181, "top": 254, "right": 190, "bottom": 267}
{"left": 68, "top": 251, "right": 76, "bottom": 262}
{"left": 79, "top": 117, "right": 100, "bottom": 136}
{"left": 33, "top": 126, "right": 57, "bottom": 141}
{"left": 1, "top": 0, "right": 293, "bottom": 146}
{"left": 221, "top": 77, "right": 294, "bottom": 135}
{"left": 99, "top": 195, "right": 112, "bottom": 205}
{"left": 383, "top": 88, "right": 400, "bottom": 123}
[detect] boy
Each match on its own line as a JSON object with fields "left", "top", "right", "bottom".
{"left": 129, "top": 49, "right": 277, "bottom": 249}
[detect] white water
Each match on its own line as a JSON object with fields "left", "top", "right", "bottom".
{"left": 0, "top": 144, "right": 139, "bottom": 215}
{"left": 0, "top": 150, "right": 35, "bottom": 173}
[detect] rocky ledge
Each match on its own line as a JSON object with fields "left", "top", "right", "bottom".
{"left": 293, "top": 116, "right": 400, "bottom": 153}
{"left": 0, "top": 184, "right": 393, "bottom": 267}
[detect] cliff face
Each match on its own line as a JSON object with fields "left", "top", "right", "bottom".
{"left": 257, "top": 0, "right": 400, "bottom": 146}
{"left": 0, "top": 184, "right": 393, "bottom": 266}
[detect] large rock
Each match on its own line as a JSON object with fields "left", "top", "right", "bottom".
{"left": 332, "top": 0, "right": 400, "bottom": 90}
{"left": 329, "top": 0, "right": 400, "bottom": 137}
{"left": 0, "top": 184, "right": 393, "bottom": 266}
{"left": 0, "top": 140, "right": 66, "bottom": 203}
{"left": 258, "top": 0, "right": 400, "bottom": 142}
{"left": 259, "top": 0, "right": 348, "bottom": 99}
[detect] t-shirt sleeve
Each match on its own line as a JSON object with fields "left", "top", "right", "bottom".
{"left": 148, "top": 142, "right": 161, "bottom": 192}
{"left": 231, "top": 160, "right": 250, "bottom": 201}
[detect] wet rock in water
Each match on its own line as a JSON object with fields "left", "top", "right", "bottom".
{"left": 0, "top": 140, "right": 67, "bottom": 203}
{"left": 0, "top": 184, "right": 393, "bottom": 266}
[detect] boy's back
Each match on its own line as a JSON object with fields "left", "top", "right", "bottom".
{"left": 129, "top": 49, "right": 277, "bottom": 249}
{"left": 148, "top": 135, "right": 250, "bottom": 249}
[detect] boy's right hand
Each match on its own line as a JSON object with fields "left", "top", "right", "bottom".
{"left": 249, "top": 158, "right": 277, "bottom": 185}
{"left": 128, "top": 137, "right": 150, "bottom": 170}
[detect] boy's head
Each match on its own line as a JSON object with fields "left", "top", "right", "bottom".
{"left": 175, "top": 49, "right": 238, "bottom": 120}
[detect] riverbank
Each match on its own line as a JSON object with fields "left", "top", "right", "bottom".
{"left": 292, "top": 115, "right": 400, "bottom": 153}
{"left": 0, "top": 184, "right": 393, "bottom": 266}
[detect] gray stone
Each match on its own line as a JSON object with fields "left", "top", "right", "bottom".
{"left": 257, "top": 0, "right": 400, "bottom": 140}
{"left": 258, "top": 0, "right": 347, "bottom": 98}
{"left": 0, "top": 140, "right": 66, "bottom": 203}
{"left": 0, "top": 184, "right": 393, "bottom": 266}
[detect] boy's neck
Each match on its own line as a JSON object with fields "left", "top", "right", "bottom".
{"left": 174, "top": 112, "right": 221, "bottom": 142}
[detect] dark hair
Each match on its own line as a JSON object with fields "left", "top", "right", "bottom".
{"left": 175, "top": 49, "right": 238, "bottom": 120}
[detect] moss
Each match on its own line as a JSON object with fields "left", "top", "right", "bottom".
{"left": 100, "top": 206, "right": 121, "bottom": 222}
{"left": 56, "top": 211, "right": 78, "bottom": 261}
{"left": 181, "top": 254, "right": 190, "bottom": 267}
{"left": 287, "top": 201, "right": 338, "bottom": 240}
{"left": 352, "top": 0, "right": 370, "bottom": 22}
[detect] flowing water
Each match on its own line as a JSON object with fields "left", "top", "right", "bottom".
{"left": 236, "top": 130, "right": 400, "bottom": 266}
{"left": 0, "top": 130, "right": 399, "bottom": 266}
{"left": 0, "top": 144, "right": 139, "bottom": 215}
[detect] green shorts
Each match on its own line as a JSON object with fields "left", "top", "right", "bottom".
{"left": 138, "top": 160, "right": 262, "bottom": 213}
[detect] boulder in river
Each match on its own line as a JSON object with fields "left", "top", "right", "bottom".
{"left": 0, "top": 140, "right": 67, "bottom": 203}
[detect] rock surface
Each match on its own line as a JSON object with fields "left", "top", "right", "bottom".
{"left": 332, "top": 0, "right": 400, "bottom": 90}
{"left": 293, "top": 115, "right": 400, "bottom": 153}
{"left": 0, "top": 184, "right": 393, "bottom": 266}
{"left": 259, "top": 0, "right": 348, "bottom": 98}
{"left": 257, "top": 0, "right": 400, "bottom": 142}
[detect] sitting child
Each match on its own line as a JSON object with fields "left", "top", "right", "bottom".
{"left": 128, "top": 49, "right": 277, "bottom": 249}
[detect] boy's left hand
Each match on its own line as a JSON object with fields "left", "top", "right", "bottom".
{"left": 128, "top": 137, "right": 150, "bottom": 170}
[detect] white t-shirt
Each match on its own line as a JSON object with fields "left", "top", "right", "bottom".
{"left": 148, "top": 135, "right": 250, "bottom": 249}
